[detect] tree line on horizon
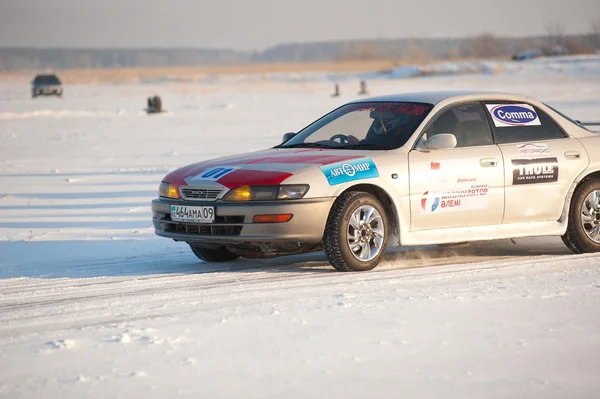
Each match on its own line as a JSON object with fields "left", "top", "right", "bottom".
{"left": 1, "top": 30, "right": 598, "bottom": 71}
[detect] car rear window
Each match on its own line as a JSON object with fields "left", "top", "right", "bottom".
{"left": 543, "top": 102, "right": 592, "bottom": 132}
{"left": 484, "top": 102, "right": 567, "bottom": 144}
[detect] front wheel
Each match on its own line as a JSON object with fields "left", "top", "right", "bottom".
{"left": 323, "top": 191, "right": 388, "bottom": 272}
{"left": 189, "top": 245, "right": 240, "bottom": 262}
{"left": 562, "top": 179, "right": 600, "bottom": 253}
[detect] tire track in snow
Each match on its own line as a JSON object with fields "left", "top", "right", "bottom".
{"left": 1, "top": 252, "right": 599, "bottom": 337}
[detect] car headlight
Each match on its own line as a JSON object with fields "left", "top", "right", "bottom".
{"left": 158, "top": 181, "right": 180, "bottom": 199}
{"left": 223, "top": 185, "right": 309, "bottom": 201}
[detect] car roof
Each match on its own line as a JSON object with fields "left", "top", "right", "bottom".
{"left": 349, "top": 90, "right": 535, "bottom": 105}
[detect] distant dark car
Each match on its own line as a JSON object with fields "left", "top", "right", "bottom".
{"left": 31, "top": 74, "right": 63, "bottom": 98}
{"left": 511, "top": 46, "right": 570, "bottom": 61}
{"left": 511, "top": 49, "right": 543, "bottom": 61}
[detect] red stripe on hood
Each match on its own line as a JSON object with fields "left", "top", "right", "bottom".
{"left": 162, "top": 151, "right": 363, "bottom": 187}
{"left": 216, "top": 170, "right": 293, "bottom": 189}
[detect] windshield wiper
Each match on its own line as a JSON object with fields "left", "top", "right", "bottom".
{"left": 277, "top": 142, "right": 337, "bottom": 149}
{"left": 344, "top": 143, "right": 393, "bottom": 150}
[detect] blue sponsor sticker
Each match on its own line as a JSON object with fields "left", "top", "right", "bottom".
{"left": 188, "top": 166, "right": 239, "bottom": 182}
{"left": 320, "top": 157, "right": 379, "bottom": 186}
{"left": 486, "top": 104, "right": 541, "bottom": 127}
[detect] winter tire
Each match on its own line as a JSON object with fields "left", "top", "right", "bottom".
{"left": 323, "top": 191, "right": 388, "bottom": 272}
{"left": 562, "top": 179, "right": 600, "bottom": 253}
{"left": 189, "top": 245, "right": 240, "bottom": 262}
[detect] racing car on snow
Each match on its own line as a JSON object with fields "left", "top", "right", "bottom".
{"left": 152, "top": 91, "right": 600, "bottom": 271}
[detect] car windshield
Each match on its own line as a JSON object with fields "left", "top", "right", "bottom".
{"left": 279, "top": 101, "right": 433, "bottom": 150}
{"left": 33, "top": 74, "right": 61, "bottom": 85}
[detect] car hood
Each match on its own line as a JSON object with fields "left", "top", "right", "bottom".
{"left": 164, "top": 148, "right": 376, "bottom": 189}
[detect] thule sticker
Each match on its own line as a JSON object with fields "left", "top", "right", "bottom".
{"left": 512, "top": 158, "right": 558, "bottom": 185}
{"left": 516, "top": 143, "right": 550, "bottom": 155}
{"left": 486, "top": 104, "right": 541, "bottom": 127}
{"left": 190, "top": 167, "right": 239, "bottom": 181}
{"left": 320, "top": 158, "right": 379, "bottom": 186}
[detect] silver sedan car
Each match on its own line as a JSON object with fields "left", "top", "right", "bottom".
{"left": 152, "top": 91, "right": 600, "bottom": 271}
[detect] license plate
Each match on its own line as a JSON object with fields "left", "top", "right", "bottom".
{"left": 170, "top": 205, "right": 215, "bottom": 223}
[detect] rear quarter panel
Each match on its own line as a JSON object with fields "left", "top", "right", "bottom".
{"left": 577, "top": 135, "right": 600, "bottom": 176}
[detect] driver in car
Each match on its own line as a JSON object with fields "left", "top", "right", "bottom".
{"left": 353, "top": 111, "right": 411, "bottom": 148}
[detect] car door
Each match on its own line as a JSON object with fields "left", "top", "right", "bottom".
{"left": 409, "top": 102, "right": 505, "bottom": 231}
{"left": 484, "top": 102, "right": 590, "bottom": 223}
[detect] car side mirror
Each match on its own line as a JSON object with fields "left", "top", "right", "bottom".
{"left": 281, "top": 132, "right": 296, "bottom": 143}
{"left": 424, "top": 133, "right": 457, "bottom": 150}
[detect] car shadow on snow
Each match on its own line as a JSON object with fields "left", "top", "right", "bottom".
{"left": 0, "top": 236, "right": 572, "bottom": 279}
{"left": 0, "top": 190, "right": 158, "bottom": 200}
{"left": 0, "top": 221, "right": 150, "bottom": 229}
{"left": 0, "top": 202, "right": 150, "bottom": 211}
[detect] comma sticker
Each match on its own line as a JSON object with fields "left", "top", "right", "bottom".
{"left": 486, "top": 104, "right": 541, "bottom": 127}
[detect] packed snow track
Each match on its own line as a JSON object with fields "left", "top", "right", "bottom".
{"left": 1, "top": 60, "right": 600, "bottom": 398}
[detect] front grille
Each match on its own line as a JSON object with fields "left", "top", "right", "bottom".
{"left": 163, "top": 215, "right": 244, "bottom": 236}
{"left": 170, "top": 224, "right": 242, "bottom": 236}
{"left": 180, "top": 186, "right": 223, "bottom": 201}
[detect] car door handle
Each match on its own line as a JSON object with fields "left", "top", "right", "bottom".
{"left": 480, "top": 158, "right": 498, "bottom": 167}
{"left": 565, "top": 151, "right": 581, "bottom": 160}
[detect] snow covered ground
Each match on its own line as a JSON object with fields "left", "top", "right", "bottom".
{"left": 365, "top": 54, "right": 600, "bottom": 81}
{"left": 1, "top": 59, "right": 600, "bottom": 398}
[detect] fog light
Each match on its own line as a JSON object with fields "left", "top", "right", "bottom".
{"left": 253, "top": 214, "right": 293, "bottom": 223}
{"left": 152, "top": 211, "right": 157, "bottom": 219}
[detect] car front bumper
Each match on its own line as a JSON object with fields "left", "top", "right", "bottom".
{"left": 151, "top": 197, "right": 335, "bottom": 246}
{"left": 32, "top": 86, "right": 62, "bottom": 96}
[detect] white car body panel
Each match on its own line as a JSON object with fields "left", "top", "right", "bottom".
{"left": 155, "top": 90, "right": 600, "bottom": 249}
{"left": 408, "top": 144, "right": 505, "bottom": 231}
{"left": 498, "top": 138, "right": 589, "bottom": 223}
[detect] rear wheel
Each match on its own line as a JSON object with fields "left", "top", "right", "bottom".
{"left": 562, "top": 179, "right": 600, "bottom": 253}
{"left": 323, "top": 191, "right": 388, "bottom": 272}
{"left": 189, "top": 245, "right": 240, "bottom": 262}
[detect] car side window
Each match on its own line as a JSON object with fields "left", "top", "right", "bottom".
{"left": 425, "top": 102, "right": 494, "bottom": 147}
{"left": 484, "top": 102, "right": 566, "bottom": 144}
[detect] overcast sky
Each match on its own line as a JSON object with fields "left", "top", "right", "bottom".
{"left": 0, "top": 0, "right": 598, "bottom": 50}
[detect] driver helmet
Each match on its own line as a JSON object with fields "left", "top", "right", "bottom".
{"left": 372, "top": 111, "right": 408, "bottom": 136}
